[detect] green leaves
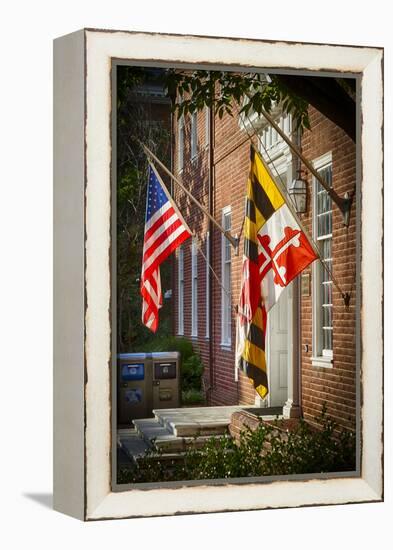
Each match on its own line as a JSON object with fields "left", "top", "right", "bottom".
{"left": 118, "top": 404, "right": 356, "bottom": 484}
{"left": 165, "top": 69, "right": 310, "bottom": 132}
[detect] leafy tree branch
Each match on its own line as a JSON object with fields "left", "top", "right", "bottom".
{"left": 165, "top": 69, "right": 355, "bottom": 141}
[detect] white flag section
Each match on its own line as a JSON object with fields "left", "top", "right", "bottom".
{"left": 258, "top": 202, "right": 317, "bottom": 312}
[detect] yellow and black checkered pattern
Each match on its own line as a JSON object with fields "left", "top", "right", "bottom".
{"left": 238, "top": 146, "right": 285, "bottom": 398}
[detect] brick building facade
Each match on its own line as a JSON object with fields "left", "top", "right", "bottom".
{"left": 171, "top": 101, "right": 357, "bottom": 432}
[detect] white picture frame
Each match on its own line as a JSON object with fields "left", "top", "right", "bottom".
{"left": 53, "top": 28, "right": 383, "bottom": 521}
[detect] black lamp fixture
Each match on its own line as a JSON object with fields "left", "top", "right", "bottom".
{"left": 289, "top": 169, "right": 308, "bottom": 214}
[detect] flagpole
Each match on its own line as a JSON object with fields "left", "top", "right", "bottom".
{"left": 234, "top": 102, "right": 349, "bottom": 304}
{"left": 196, "top": 237, "right": 235, "bottom": 306}
{"left": 250, "top": 139, "right": 350, "bottom": 306}
{"left": 259, "top": 107, "right": 353, "bottom": 227}
{"left": 148, "top": 161, "right": 193, "bottom": 236}
{"left": 139, "top": 141, "right": 239, "bottom": 252}
{"left": 250, "top": 142, "right": 319, "bottom": 252}
{"left": 231, "top": 99, "right": 351, "bottom": 306}
{"left": 148, "top": 160, "right": 234, "bottom": 304}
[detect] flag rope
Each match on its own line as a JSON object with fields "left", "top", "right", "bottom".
{"left": 194, "top": 235, "right": 236, "bottom": 308}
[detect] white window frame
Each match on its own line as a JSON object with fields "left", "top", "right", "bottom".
{"left": 312, "top": 152, "right": 333, "bottom": 368}
{"left": 221, "top": 207, "right": 232, "bottom": 348}
{"left": 177, "top": 246, "right": 184, "bottom": 336}
{"left": 205, "top": 232, "right": 210, "bottom": 339}
{"left": 190, "top": 111, "right": 198, "bottom": 161}
{"left": 178, "top": 115, "right": 184, "bottom": 172}
{"left": 191, "top": 237, "right": 198, "bottom": 337}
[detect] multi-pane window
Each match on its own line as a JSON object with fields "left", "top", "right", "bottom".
{"left": 313, "top": 158, "right": 333, "bottom": 360}
{"left": 191, "top": 238, "right": 198, "bottom": 337}
{"left": 206, "top": 232, "right": 210, "bottom": 338}
{"left": 178, "top": 116, "right": 184, "bottom": 171}
{"left": 221, "top": 208, "right": 232, "bottom": 346}
{"left": 191, "top": 111, "right": 198, "bottom": 160}
{"left": 260, "top": 113, "right": 291, "bottom": 150}
{"left": 178, "top": 246, "right": 184, "bottom": 335}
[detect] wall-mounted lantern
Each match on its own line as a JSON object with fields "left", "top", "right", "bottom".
{"left": 289, "top": 170, "right": 307, "bottom": 214}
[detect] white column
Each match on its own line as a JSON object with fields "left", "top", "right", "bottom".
{"left": 283, "top": 278, "right": 301, "bottom": 418}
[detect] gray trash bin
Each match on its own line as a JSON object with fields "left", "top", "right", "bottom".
{"left": 151, "top": 352, "right": 181, "bottom": 410}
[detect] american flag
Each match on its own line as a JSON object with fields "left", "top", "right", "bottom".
{"left": 140, "top": 162, "right": 192, "bottom": 332}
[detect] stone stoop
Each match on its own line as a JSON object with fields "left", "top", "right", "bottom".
{"left": 152, "top": 405, "right": 254, "bottom": 436}
{"left": 130, "top": 406, "right": 253, "bottom": 454}
{"left": 117, "top": 428, "right": 183, "bottom": 466}
{"left": 132, "top": 416, "right": 225, "bottom": 453}
{"left": 117, "top": 428, "right": 150, "bottom": 465}
{"left": 156, "top": 415, "right": 229, "bottom": 437}
{"left": 119, "top": 406, "right": 263, "bottom": 461}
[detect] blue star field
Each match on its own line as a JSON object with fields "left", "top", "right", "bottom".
{"left": 146, "top": 165, "right": 168, "bottom": 222}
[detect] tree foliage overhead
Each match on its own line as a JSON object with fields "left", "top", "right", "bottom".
{"left": 164, "top": 70, "right": 356, "bottom": 141}
{"left": 165, "top": 70, "right": 311, "bottom": 130}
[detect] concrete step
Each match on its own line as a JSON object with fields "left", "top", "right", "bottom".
{"left": 120, "top": 406, "right": 283, "bottom": 465}
{"left": 153, "top": 434, "right": 222, "bottom": 453}
{"left": 133, "top": 418, "right": 171, "bottom": 440}
{"left": 153, "top": 405, "right": 254, "bottom": 437}
{"left": 117, "top": 428, "right": 150, "bottom": 464}
{"left": 133, "top": 417, "right": 224, "bottom": 453}
{"left": 118, "top": 428, "right": 187, "bottom": 465}
{"left": 167, "top": 421, "right": 228, "bottom": 437}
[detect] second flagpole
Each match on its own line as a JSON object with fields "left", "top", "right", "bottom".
{"left": 139, "top": 141, "right": 239, "bottom": 253}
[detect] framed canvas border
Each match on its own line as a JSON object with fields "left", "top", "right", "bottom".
{"left": 110, "top": 60, "right": 362, "bottom": 492}
{"left": 53, "top": 28, "right": 383, "bottom": 521}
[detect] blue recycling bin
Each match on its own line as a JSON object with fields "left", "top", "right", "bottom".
{"left": 117, "top": 353, "right": 153, "bottom": 424}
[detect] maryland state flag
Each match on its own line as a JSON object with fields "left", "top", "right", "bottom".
{"left": 236, "top": 146, "right": 318, "bottom": 398}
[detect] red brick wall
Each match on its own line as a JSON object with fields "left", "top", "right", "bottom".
{"left": 172, "top": 107, "right": 211, "bottom": 390}
{"left": 172, "top": 105, "right": 357, "bottom": 430}
{"left": 299, "top": 107, "right": 357, "bottom": 432}
{"left": 172, "top": 106, "right": 256, "bottom": 405}
{"left": 212, "top": 110, "right": 260, "bottom": 405}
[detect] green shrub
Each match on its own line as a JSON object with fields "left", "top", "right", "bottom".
{"left": 134, "top": 335, "right": 194, "bottom": 361}
{"left": 258, "top": 411, "right": 356, "bottom": 476}
{"left": 181, "top": 388, "right": 206, "bottom": 405}
{"left": 134, "top": 336, "right": 204, "bottom": 393}
{"left": 118, "top": 405, "right": 356, "bottom": 484}
{"left": 181, "top": 354, "right": 204, "bottom": 391}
